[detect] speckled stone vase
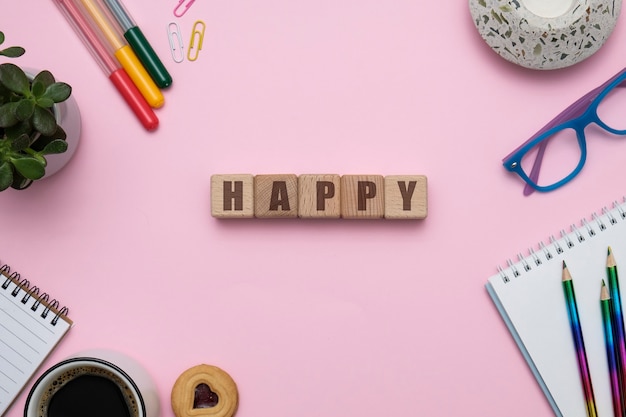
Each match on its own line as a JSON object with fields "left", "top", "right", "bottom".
{"left": 469, "top": 0, "right": 622, "bottom": 70}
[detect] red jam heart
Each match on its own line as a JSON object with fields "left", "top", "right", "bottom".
{"left": 193, "top": 383, "right": 219, "bottom": 408}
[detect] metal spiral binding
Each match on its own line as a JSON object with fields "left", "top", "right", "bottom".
{"left": 0, "top": 261, "right": 70, "bottom": 326}
{"left": 582, "top": 218, "right": 595, "bottom": 237}
{"left": 31, "top": 293, "right": 49, "bottom": 312}
{"left": 604, "top": 206, "right": 618, "bottom": 225}
{"left": 1, "top": 265, "right": 18, "bottom": 289}
{"left": 561, "top": 229, "right": 575, "bottom": 249}
{"left": 21, "top": 285, "right": 39, "bottom": 305}
{"left": 506, "top": 259, "right": 520, "bottom": 278}
{"left": 539, "top": 241, "right": 553, "bottom": 260}
{"left": 528, "top": 247, "right": 542, "bottom": 266}
{"left": 497, "top": 265, "right": 509, "bottom": 283}
{"left": 616, "top": 200, "right": 626, "bottom": 219}
{"left": 517, "top": 253, "right": 531, "bottom": 272}
{"left": 12, "top": 278, "right": 29, "bottom": 297}
{"left": 497, "top": 197, "right": 626, "bottom": 283}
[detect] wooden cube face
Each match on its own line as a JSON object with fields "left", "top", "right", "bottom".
{"left": 384, "top": 175, "right": 428, "bottom": 219}
{"left": 298, "top": 174, "right": 341, "bottom": 219}
{"left": 340, "top": 175, "right": 384, "bottom": 219}
{"left": 211, "top": 174, "right": 255, "bottom": 218}
{"left": 254, "top": 174, "right": 299, "bottom": 218}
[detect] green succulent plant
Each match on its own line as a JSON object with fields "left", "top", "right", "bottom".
{"left": 0, "top": 31, "right": 72, "bottom": 191}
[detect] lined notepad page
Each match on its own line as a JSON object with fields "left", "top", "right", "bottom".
{"left": 0, "top": 273, "right": 72, "bottom": 415}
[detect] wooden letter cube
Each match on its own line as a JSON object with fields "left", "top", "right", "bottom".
{"left": 298, "top": 174, "right": 341, "bottom": 218}
{"left": 384, "top": 175, "right": 428, "bottom": 219}
{"left": 340, "top": 175, "right": 384, "bottom": 219}
{"left": 255, "top": 174, "right": 299, "bottom": 218}
{"left": 211, "top": 174, "right": 255, "bottom": 218}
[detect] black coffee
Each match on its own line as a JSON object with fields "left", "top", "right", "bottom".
{"left": 36, "top": 365, "right": 139, "bottom": 417}
{"left": 48, "top": 374, "right": 130, "bottom": 417}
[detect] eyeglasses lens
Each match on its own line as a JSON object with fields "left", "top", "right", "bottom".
{"left": 520, "top": 127, "right": 581, "bottom": 188}
{"left": 597, "top": 82, "right": 626, "bottom": 130}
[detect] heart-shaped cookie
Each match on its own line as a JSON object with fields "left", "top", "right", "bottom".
{"left": 171, "top": 364, "right": 238, "bottom": 417}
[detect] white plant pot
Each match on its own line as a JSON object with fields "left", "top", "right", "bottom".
{"left": 44, "top": 93, "right": 81, "bottom": 178}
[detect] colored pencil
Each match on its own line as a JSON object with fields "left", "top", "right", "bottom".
{"left": 562, "top": 261, "right": 597, "bottom": 417}
{"left": 607, "top": 246, "right": 626, "bottom": 415}
{"left": 601, "top": 280, "right": 624, "bottom": 417}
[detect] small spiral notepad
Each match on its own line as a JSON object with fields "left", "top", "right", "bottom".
{"left": 0, "top": 262, "right": 72, "bottom": 415}
{"left": 486, "top": 197, "right": 626, "bottom": 417}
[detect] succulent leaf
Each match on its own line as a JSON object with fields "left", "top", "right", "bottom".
{"left": 3, "top": 119, "right": 32, "bottom": 141}
{"left": 10, "top": 133, "right": 30, "bottom": 151}
{"left": 0, "top": 46, "right": 26, "bottom": 58}
{"left": 31, "top": 79, "right": 45, "bottom": 98}
{"left": 36, "top": 97, "right": 54, "bottom": 108}
{"left": 0, "top": 63, "right": 29, "bottom": 95}
{"left": 40, "top": 139, "right": 68, "bottom": 155}
{"left": 14, "top": 99, "right": 35, "bottom": 121}
{"left": 0, "top": 162, "right": 13, "bottom": 191}
{"left": 32, "top": 106, "right": 56, "bottom": 136}
{"left": 43, "top": 82, "right": 71, "bottom": 103}
{"left": 33, "top": 70, "right": 54, "bottom": 88}
{"left": 11, "top": 156, "right": 45, "bottom": 180}
{"left": 0, "top": 102, "right": 18, "bottom": 127}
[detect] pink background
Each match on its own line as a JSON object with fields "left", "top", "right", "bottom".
{"left": 2, "top": 0, "right": 626, "bottom": 416}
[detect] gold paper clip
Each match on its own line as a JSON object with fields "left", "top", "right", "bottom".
{"left": 167, "top": 22, "right": 184, "bottom": 63}
{"left": 187, "top": 20, "right": 206, "bottom": 62}
{"left": 173, "top": 0, "right": 196, "bottom": 17}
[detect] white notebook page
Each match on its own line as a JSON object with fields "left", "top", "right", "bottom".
{"left": 0, "top": 270, "right": 72, "bottom": 415}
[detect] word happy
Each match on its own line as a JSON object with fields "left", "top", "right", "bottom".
{"left": 210, "top": 174, "right": 427, "bottom": 219}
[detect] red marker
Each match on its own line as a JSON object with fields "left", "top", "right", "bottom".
{"left": 52, "top": 0, "right": 158, "bottom": 131}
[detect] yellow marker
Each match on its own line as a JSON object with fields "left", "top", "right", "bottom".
{"left": 79, "top": 0, "right": 164, "bottom": 108}
{"left": 114, "top": 46, "right": 163, "bottom": 108}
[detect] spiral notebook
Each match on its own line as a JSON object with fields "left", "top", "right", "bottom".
{"left": 486, "top": 197, "right": 626, "bottom": 417}
{"left": 0, "top": 262, "right": 73, "bottom": 415}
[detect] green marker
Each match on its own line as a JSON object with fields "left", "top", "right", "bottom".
{"left": 102, "top": 0, "right": 172, "bottom": 89}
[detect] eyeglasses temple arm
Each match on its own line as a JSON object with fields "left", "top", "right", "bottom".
{"left": 521, "top": 83, "right": 609, "bottom": 195}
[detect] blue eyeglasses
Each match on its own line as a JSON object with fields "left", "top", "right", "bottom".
{"left": 503, "top": 67, "right": 626, "bottom": 196}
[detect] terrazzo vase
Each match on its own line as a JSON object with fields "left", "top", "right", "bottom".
{"left": 469, "top": 0, "right": 622, "bottom": 69}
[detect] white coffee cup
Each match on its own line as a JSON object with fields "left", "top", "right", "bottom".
{"left": 24, "top": 349, "right": 159, "bottom": 417}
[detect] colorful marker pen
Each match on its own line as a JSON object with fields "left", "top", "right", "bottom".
{"left": 101, "top": 0, "right": 172, "bottom": 88}
{"left": 78, "top": 0, "right": 164, "bottom": 108}
{"left": 53, "top": 0, "right": 159, "bottom": 130}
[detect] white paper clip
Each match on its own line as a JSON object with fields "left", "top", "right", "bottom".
{"left": 187, "top": 20, "right": 205, "bottom": 62}
{"left": 173, "top": 0, "right": 196, "bottom": 17}
{"left": 167, "top": 22, "right": 184, "bottom": 63}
